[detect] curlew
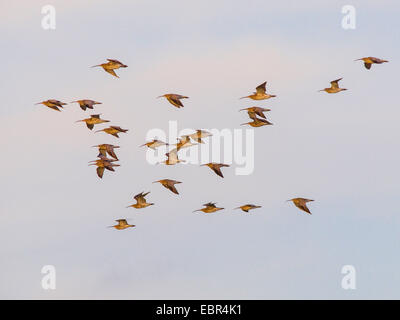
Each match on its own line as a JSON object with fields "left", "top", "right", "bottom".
{"left": 241, "top": 117, "right": 273, "bottom": 127}
{"left": 93, "top": 144, "right": 120, "bottom": 160}
{"left": 153, "top": 179, "right": 182, "bottom": 195}
{"left": 201, "top": 163, "right": 230, "bottom": 178}
{"left": 240, "top": 82, "right": 276, "bottom": 100}
{"left": 319, "top": 78, "right": 347, "bottom": 94}
{"left": 176, "top": 135, "right": 197, "bottom": 150}
{"left": 91, "top": 59, "right": 127, "bottom": 78}
{"left": 35, "top": 99, "right": 67, "bottom": 112}
{"left": 355, "top": 57, "right": 388, "bottom": 70}
{"left": 89, "top": 156, "right": 120, "bottom": 179}
{"left": 188, "top": 130, "right": 212, "bottom": 144}
{"left": 235, "top": 204, "right": 262, "bottom": 213}
{"left": 95, "top": 126, "right": 128, "bottom": 138}
{"left": 193, "top": 202, "right": 224, "bottom": 213}
{"left": 140, "top": 139, "right": 169, "bottom": 150}
{"left": 157, "top": 94, "right": 189, "bottom": 108}
{"left": 160, "top": 148, "right": 184, "bottom": 165}
{"left": 287, "top": 198, "right": 314, "bottom": 215}
{"left": 127, "top": 192, "right": 154, "bottom": 209}
{"left": 70, "top": 100, "right": 102, "bottom": 111}
{"left": 76, "top": 114, "right": 110, "bottom": 130}
{"left": 240, "top": 107, "right": 271, "bottom": 120}
{"left": 108, "top": 219, "right": 135, "bottom": 230}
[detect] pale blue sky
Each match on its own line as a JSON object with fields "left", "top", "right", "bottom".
{"left": 1, "top": 0, "right": 399, "bottom": 299}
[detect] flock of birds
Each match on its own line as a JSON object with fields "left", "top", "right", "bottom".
{"left": 35, "top": 56, "right": 389, "bottom": 230}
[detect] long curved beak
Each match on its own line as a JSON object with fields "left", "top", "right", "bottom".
{"left": 239, "top": 96, "right": 249, "bottom": 100}
{"left": 156, "top": 95, "right": 164, "bottom": 99}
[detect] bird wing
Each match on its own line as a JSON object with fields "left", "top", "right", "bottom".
{"left": 117, "top": 219, "right": 128, "bottom": 226}
{"left": 86, "top": 123, "right": 94, "bottom": 130}
{"left": 364, "top": 62, "right": 372, "bottom": 70}
{"left": 96, "top": 167, "right": 104, "bottom": 178}
{"left": 107, "top": 59, "right": 122, "bottom": 64}
{"left": 104, "top": 68, "right": 119, "bottom": 78}
{"left": 106, "top": 148, "right": 118, "bottom": 160}
{"left": 295, "top": 202, "right": 311, "bottom": 214}
{"left": 165, "top": 183, "right": 179, "bottom": 195}
{"left": 91, "top": 114, "right": 101, "bottom": 119}
{"left": 167, "top": 96, "right": 184, "bottom": 108}
{"left": 255, "top": 82, "right": 267, "bottom": 94}
{"left": 330, "top": 78, "right": 342, "bottom": 88}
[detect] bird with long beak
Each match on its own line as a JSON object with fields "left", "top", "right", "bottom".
{"left": 319, "top": 78, "right": 347, "bottom": 94}
{"left": 140, "top": 139, "right": 169, "bottom": 150}
{"left": 240, "top": 107, "right": 271, "bottom": 120}
{"left": 241, "top": 117, "right": 273, "bottom": 127}
{"left": 157, "top": 94, "right": 189, "bottom": 108}
{"left": 235, "top": 204, "right": 262, "bottom": 213}
{"left": 201, "top": 163, "right": 230, "bottom": 178}
{"left": 160, "top": 148, "right": 184, "bottom": 165}
{"left": 188, "top": 130, "right": 212, "bottom": 144}
{"left": 35, "top": 99, "right": 67, "bottom": 112}
{"left": 193, "top": 202, "right": 224, "bottom": 213}
{"left": 95, "top": 126, "right": 128, "bottom": 138}
{"left": 93, "top": 144, "right": 120, "bottom": 160}
{"left": 91, "top": 59, "right": 127, "bottom": 78}
{"left": 108, "top": 219, "right": 135, "bottom": 230}
{"left": 70, "top": 100, "right": 102, "bottom": 111}
{"left": 153, "top": 179, "right": 182, "bottom": 195}
{"left": 75, "top": 114, "right": 110, "bottom": 130}
{"left": 240, "top": 81, "right": 276, "bottom": 100}
{"left": 127, "top": 192, "right": 154, "bottom": 209}
{"left": 89, "top": 156, "right": 120, "bottom": 179}
{"left": 355, "top": 57, "right": 388, "bottom": 70}
{"left": 176, "top": 135, "right": 197, "bottom": 150}
{"left": 287, "top": 198, "right": 314, "bottom": 214}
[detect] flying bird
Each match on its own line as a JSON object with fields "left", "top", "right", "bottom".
{"left": 355, "top": 57, "right": 388, "bottom": 70}
{"left": 319, "top": 78, "right": 347, "bottom": 94}
{"left": 201, "top": 163, "right": 230, "bottom": 178}
{"left": 91, "top": 59, "right": 127, "bottom": 78}
{"left": 153, "top": 179, "right": 182, "bottom": 195}
{"left": 93, "top": 144, "right": 120, "bottom": 160}
{"left": 188, "top": 130, "right": 212, "bottom": 144}
{"left": 95, "top": 126, "right": 128, "bottom": 138}
{"left": 140, "top": 139, "right": 169, "bottom": 150}
{"left": 89, "top": 156, "right": 120, "bottom": 179}
{"left": 235, "top": 204, "right": 262, "bottom": 213}
{"left": 157, "top": 94, "right": 189, "bottom": 108}
{"left": 75, "top": 114, "right": 110, "bottom": 130}
{"left": 287, "top": 198, "right": 314, "bottom": 214}
{"left": 193, "top": 202, "right": 224, "bottom": 213}
{"left": 70, "top": 100, "right": 102, "bottom": 111}
{"left": 240, "top": 107, "right": 271, "bottom": 120}
{"left": 108, "top": 219, "right": 135, "bottom": 230}
{"left": 35, "top": 99, "right": 67, "bottom": 112}
{"left": 240, "top": 82, "right": 276, "bottom": 100}
{"left": 176, "top": 135, "right": 197, "bottom": 150}
{"left": 241, "top": 117, "right": 273, "bottom": 127}
{"left": 160, "top": 148, "right": 184, "bottom": 165}
{"left": 127, "top": 192, "right": 154, "bottom": 209}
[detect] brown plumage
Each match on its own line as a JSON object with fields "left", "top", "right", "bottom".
{"left": 70, "top": 100, "right": 102, "bottom": 111}
{"left": 201, "top": 163, "right": 230, "bottom": 178}
{"left": 235, "top": 204, "right": 262, "bottom": 212}
{"left": 176, "top": 135, "right": 196, "bottom": 150}
{"left": 319, "top": 78, "right": 347, "bottom": 94}
{"left": 287, "top": 198, "right": 314, "bottom": 214}
{"left": 160, "top": 148, "right": 184, "bottom": 165}
{"left": 91, "top": 59, "right": 127, "bottom": 78}
{"left": 241, "top": 117, "right": 273, "bottom": 127}
{"left": 108, "top": 219, "right": 135, "bottom": 230}
{"left": 188, "top": 130, "right": 212, "bottom": 144}
{"left": 140, "top": 139, "right": 169, "bottom": 150}
{"left": 95, "top": 126, "right": 128, "bottom": 138}
{"left": 35, "top": 99, "right": 67, "bottom": 112}
{"left": 127, "top": 192, "right": 154, "bottom": 209}
{"left": 93, "top": 144, "right": 120, "bottom": 160}
{"left": 240, "top": 82, "right": 276, "bottom": 100}
{"left": 193, "top": 202, "right": 224, "bottom": 213}
{"left": 157, "top": 94, "right": 189, "bottom": 108}
{"left": 153, "top": 179, "right": 182, "bottom": 195}
{"left": 355, "top": 57, "right": 388, "bottom": 70}
{"left": 240, "top": 107, "right": 271, "bottom": 120}
{"left": 75, "top": 114, "right": 110, "bottom": 130}
{"left": 88, "top": 156, "right": 120, "bottom": 179}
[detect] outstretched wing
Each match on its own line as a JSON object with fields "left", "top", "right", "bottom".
{"left": 330, "top": 78, "right": 342, "bottom": 89}
{"left": 255, "top": 82, "right": 267, "bottom": 94}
